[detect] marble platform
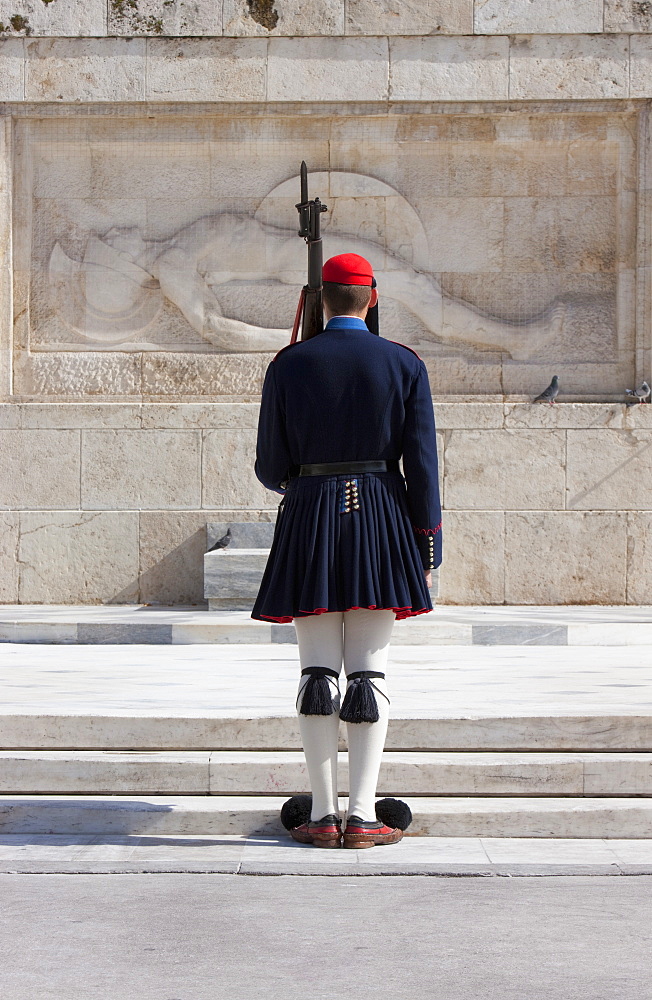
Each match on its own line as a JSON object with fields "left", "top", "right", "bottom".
{"left": 2, "top": 605, "right": 652, "bottom": 646}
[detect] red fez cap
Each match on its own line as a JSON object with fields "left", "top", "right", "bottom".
{"left": 322, "top": 253, "right": 374, "bottom": 286}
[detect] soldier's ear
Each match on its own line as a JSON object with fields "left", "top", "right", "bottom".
{"left": 368, "top": 287, "right": 378, "bottom": 309}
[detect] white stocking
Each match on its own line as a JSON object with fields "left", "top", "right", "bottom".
{"left": 294, "top": 612, "right": 343, "bottom": 822}
{"left": 343, "top": 609, "right": 395, "bottom": 822}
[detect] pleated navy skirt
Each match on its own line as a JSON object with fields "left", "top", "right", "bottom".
{"left": 250, "top": 470, "right": 433, "bottom": 623}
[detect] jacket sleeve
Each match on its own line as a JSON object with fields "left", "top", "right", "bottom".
{"left": 254, "top": 360, "right": 292, "bottom": 495}
{"left": 401, "top": 360, "right": 442, "bottom": 570}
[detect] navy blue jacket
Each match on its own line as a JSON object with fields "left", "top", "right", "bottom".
{"left": 254, "top": 315, "right": 442, "bottom": 569}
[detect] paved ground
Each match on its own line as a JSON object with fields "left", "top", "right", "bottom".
{"left": 2, "top": 873, "right": 651, "bottom": 999}
{"left": 2, "top": 834, "right": 652, "bottom": 876}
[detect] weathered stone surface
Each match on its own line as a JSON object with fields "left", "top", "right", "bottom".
{"left": 626, "top": 513, "right": 652, "bottom": 605}
{"left": 141, "top": 354, "right": 265, "bottom": 397}
{"left": 346, "top": 0, "right": 472, "bottom": 35}
{"left": 390, "top": 36, "right": 509, "bottom": 101}
{"left": 108, "top": 0, "right": 221, "bottom": 36}
{"left": 443, "top": 430, "right": 565, "bottom": 510}
{"left": 146, "top": 38, "right": 266, "bottom": 101}
{"left": 438, "top": 511, "right": 505, "bottom": 604}
{"left": 24, "top": 38, "right": 145, "bottom": 102}
{"left": 18, "top": 511, "right": 139, "bottom": 603}
{"left": 0, "top": 0, "right": 106, "bottom": 36}
{"left": 0, "top": 39, "right": 24, "bottom": 100}
{"left": 629, "top": 36, "right": 652, "bottom": 97}
{"left": 0, "top": 512, "right": 19, "bottom": 602}
{"left": 567, "top": 430, "right": 652, "bottom": 510}
{"left": 223, "top": 0, "right": 343, "bottom": 36}
{"left": 267, "top": 36, "right": 389, "bottom": 101}
{"left": 509, "top": 35, "right": 629, "bottom": 100}
{"left": 13, "top": 354, "right": 142, "bottom": 397}
{"left": 0, "top": 430, "right": 80, "bottom": 509}
{"left": 605, "top": 0, "right": 652, "bottom": 32}
{"left": 505, "top": 512, "right": 628, "bottom": 604}
{"left": 202, "top": 428, "right": 279, "bottom": 508}
{"left": 204, "top": 549, "right": 269, "bottom": 604}
{"left": 475, "top": 0, "right": 602, "bottom": 34}
{"left": 139, "top": 511, "right": 210, "bottom": 606}
{"left": 82, "top": 430, "right": 201, "bottom": 510}
{"left": 206, "top": 521, "right": 276, "bottom": 548}
{"left": 504, "top": 403, "right": 631, "bottom": 430}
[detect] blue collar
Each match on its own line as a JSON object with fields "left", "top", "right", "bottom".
{"left": 324, "top": 316, "right": 369, "bottom": 332}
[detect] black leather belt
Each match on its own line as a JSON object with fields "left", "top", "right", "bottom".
{"left": 298, "top": 459, "right": 400, "bottom": 477}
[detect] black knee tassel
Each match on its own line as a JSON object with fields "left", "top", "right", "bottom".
{"left": 339, "top": 671, "right": 389, "bottom": 724}
{"left": 297, "top": 666, "right": 340, "bottom": 716}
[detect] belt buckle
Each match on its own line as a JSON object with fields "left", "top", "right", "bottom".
{"left": 339, "top": 477, "right": 360, "bottom": 514}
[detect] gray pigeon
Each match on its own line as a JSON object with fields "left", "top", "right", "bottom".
{"left": 207, "top": 527, "right": 232, "bottom": 553}
{"left": 625, "top": 381, "right": 651, "bottom": 404}
{"left": 533, "top": 375, "right": 559, "bottom": 404}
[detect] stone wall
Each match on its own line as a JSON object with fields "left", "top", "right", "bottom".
{"left": 1, "top": 0, "right": 651, "bottom": 605}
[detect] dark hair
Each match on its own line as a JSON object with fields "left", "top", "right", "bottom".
{"left": 322, "top": 281, "right": 372, "bottom": 316}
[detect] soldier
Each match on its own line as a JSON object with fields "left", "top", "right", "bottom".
{"left": 252, "top": 252, "right": 442, "bottom": 849}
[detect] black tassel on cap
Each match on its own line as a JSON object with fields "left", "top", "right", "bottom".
{"left": 297, "top": 666, "right": 340, "bottom": 716}
{"left": 339, "top": 670, "right": 389, "bottom": 724}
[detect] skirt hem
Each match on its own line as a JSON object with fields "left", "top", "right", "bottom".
{"left": 252, "top": 603, "right": 433, "bottom": 623}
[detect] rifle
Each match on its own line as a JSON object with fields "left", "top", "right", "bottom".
{"left": 291, "top": 162, "right": 328, "bottom": 344}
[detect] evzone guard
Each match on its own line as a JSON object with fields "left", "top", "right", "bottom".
{"left": 252, "top": 173, "right": 442, "bottom": 848}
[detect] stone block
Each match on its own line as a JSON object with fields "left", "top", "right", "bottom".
{"left": 141, "top": 353, "right": 265, "bottom": 396}
{"left": 267, "top": 36, "right": 389, "bottom": 102}
{"left": 81, "top": 430, "right": 201, "bottom": 510}
{"left": 443, "top": 430, "right": 565, "bottom": 510}
{"left": 206, "top": 521, "right": 276, "bottom": 549}
{"left": 141, "top": 403, "right": 259, "bottom": 430}
{"left": 424, "top": 198, "right": 504, "bottom": 273}
{"left": 139, "top": 511, "right": 209, "bottom": 606}
{"left": 146, "top": 38, "right": 266, "bottom": 101}
{"left": 433, "top": 403, "right": 504, "bottom": 430}
{"left": 202, "top": 428, "right": 279, "bottom": 508}
{"left": 389, "top": 36, "right": 509, "bottom": 101}
{"left": 0, "top": 39, "right": 24, "bottom": 101}
{"left": 503, "top": 403, "right": 629, "bottom": 430}
{"left": 223, "top": 0, "right": 343, "bottom": 35}
{"left": 204, "top": 549, "right": 270, "bottom": 605}
{"left": 629, "top": 36, "right": 652, "bottom": 97}
{"left": 475, "top": 0, "right": 602, "bottom": 34}
{"left": 509, "top": 35, "right": 629, "bottom": 100}
{"left": 437, "top": 511, "right": 505, "bottom": 604}
{"left": 504, "top": 511, "right": 628, "bottom": 604}
{"left": 607, "top": 0, "right": 652, "bottom": 32}
{"left": 502, "top": 195, "right": 618, "bottom": 274}
{"left": 18, "top": 404, "right": 142, "bottom": 429}
{"left": 0, "top": 430, "right": 80, "bottom": 509}
{"left": 0, "top": 512, "right": 19, "bottom": 602}
{"left": 626, "top": 514, "right": 652, "bottom": 605}
{"left": 472, "top": 624, "right": 567, "bottom": 645}
{"left": 18, "top": 511, "right": 139, "bottom": 603}
{"left": 346, "top": 0, "right": 472, "bottom": 34}
{"left": 566, "top": 430, "right": 652, "bottom": 510}
{"left": 0, "top": 0, "right": 106, "bottom": 35}
{"left": 108, "top": 0, "right": 221, "bottom": 36}
{"left": 25, "top": 38, "right": 145, "bottom": 102}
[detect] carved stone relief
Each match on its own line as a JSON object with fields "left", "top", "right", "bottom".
{"left": 11, "top": 111, "right": 638, "bottom": 397}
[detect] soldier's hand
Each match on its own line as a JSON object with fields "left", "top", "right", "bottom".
{"left": 424, "top": 569, "right": 432, "bottom": 588}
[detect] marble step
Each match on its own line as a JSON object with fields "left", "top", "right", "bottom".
{"left": 2, "top": 794, "right": 652, "bottom": 838}
{"left": 2, "top": 750, "right": 652, "bottom": 796}
{"left": 2, "top": 606, "right": 652, "bottom": 646}
{"left": 4, "top": 714, "right": 652, "bottom": 751}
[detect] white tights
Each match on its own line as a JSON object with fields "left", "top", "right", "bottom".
{"left": 294, "top": 608, "right": 396, "bottom": 823}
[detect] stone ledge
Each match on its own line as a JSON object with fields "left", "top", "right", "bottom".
{"left": 0, "top": 34, "right": 652, "bottom": 101}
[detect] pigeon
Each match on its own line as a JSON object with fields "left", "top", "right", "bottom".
{"left": 533, "top": 375, "right": 559, "bottom": 404}
{"left": 625, "top": 381, "right": 651, "bottom": 404}
{"left": 206, "top": 527, "right": 232, "bottom": 553}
